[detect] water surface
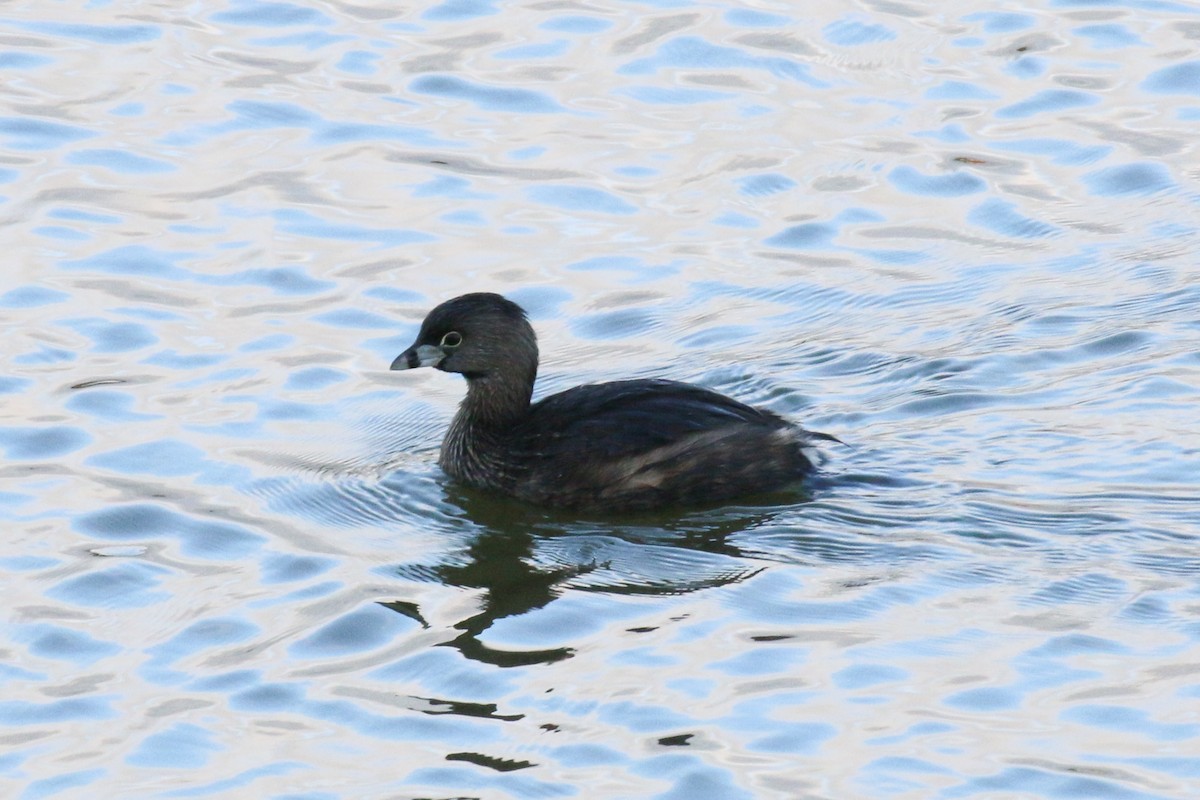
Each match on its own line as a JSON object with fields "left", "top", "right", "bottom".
{"left": 2, "top": 1, "right": 1199, "bottom": 798}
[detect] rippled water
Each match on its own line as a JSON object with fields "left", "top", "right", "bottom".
{"left": 3, "top": 1, "right": 1199, "bottom": 798}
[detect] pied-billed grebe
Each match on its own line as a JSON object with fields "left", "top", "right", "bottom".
{"left": 391, "top": 293, "right": 835, "bottom": 512}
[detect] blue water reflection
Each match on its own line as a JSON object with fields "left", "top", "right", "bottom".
{"left": 621, "top": 36, "right": 828, "bottom": 87}
{"left": 963, "top": 11, "right": 1036, "bottom": 32}
{"left": 66, "top": 149, "right": 174, "bottom": 174}
{"left": 46, "top": 562, "right": 171, "bottom": 609}
{"left": 1082, "top": 162, "right": 1175, "bottom": 195}
{"left": 14, "top": 624, "right": 121, "bottom": 666}
{"left": 528, "top": 185, "right": 637, "bottom": 214}
{"left": 0, "top": 286, "right": 68, "bottom": 307}
{"left": 274, "top": 209, "right": 434, "bottom": 247}
{"left": 161, "top": 99, "right": 451, "bottom": 148}
{"left": 1142, "top": 61, "right": 1200, "bottom": 95}
{"left": 141, "top": 618, "right": 260, "bottom": 684}
{"left": 968, "top": 199, "right": 1058, "bottom": 238}
{"left": 925, "top": 81, "right": 999, "bottom": 101}
{"left": 541, "top": 15, "right": 612, "bottom": 34}
{"left": 76, "top": 504, "right": 264, "bottom": 557}
{"left": 495, "top": 40, "right": 571, "bottom": 60}
{"left": 0, "top": 696, "right": 118, "bottom": 725}
{"left": 823, "top": 18, "right": 896, "bottom": 46}
{"left": 0, "top": 117, "right": 94, "bottom": 149}
{"left": 9, "top": 21, "right": 158, "bottom": 43}
{"left": 997, "top": 89, "right": 1101, "bottom": 118}
{"left": 409, "top": 75, "right": 565, "bottom": 113}
{"left": 422, "top": 0, "right": 501, "bottom": 22}
{"left": 212, "top": 1, "right": 333, "bottom": 28}
{"left": 127, "top": 723, "right": 223, "bottom": 769}
{"left": 991, "top": 137, "right": 1111, "bottom": 165}
{"left": 0, "top": 52, "right": 53, "bottom": 69}
{"left": 63, "top": 318, "right": 157, "bottom": 351}
{"left": 0, "top": 426, "right": 90, "bottom": 459}
{"left": 888, "top": 166, "right": 986, "bottom": 196}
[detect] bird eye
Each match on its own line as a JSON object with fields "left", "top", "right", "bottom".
{"left": 440, "top": 331, "right": 462, "bottom": 349}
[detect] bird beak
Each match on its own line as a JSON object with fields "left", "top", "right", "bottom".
{"left": 390, "top": 344, "right": 444, "bottom": 370}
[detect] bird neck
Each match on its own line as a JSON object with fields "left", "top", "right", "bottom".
{"left": 459, "top": 365, "right": 536, "bottom": 429}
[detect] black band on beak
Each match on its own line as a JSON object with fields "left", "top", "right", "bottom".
{"left": 390, "top": 348, "right": 419, "bottom": 370}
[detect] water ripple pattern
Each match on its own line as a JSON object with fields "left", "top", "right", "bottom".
{"left": 2, "top": 1, "right": 1198, "bottom": 799}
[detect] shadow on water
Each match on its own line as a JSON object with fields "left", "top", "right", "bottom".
{"left": 379, "top": 478, "right": 821, "bottom": 667}
{"left": 257, "top": 440, "right": 933, "bottom": 671}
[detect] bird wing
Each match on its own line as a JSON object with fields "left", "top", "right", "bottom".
{"left": 513, "top": 379, "right": 788, "bottom": 463}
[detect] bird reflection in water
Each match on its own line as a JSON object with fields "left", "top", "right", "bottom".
{"left": 381, "top": 483, "right": 808, "bottom": 668}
